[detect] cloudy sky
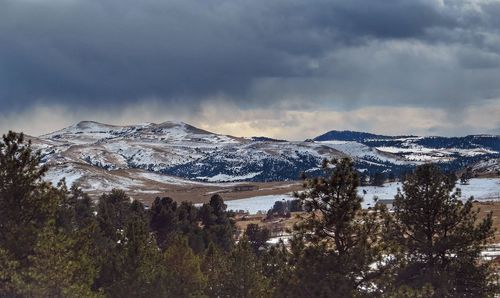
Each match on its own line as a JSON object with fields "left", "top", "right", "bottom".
{"left": 1, "top": 0, "right": 499, "bottom": 139}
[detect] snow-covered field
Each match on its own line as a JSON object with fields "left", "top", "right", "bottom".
{"left": 455, "top": 178, "right": 500, "bottom": 201}
{"left": 226, "top": 194, "right": 294, "bottom": 214}
{"left": 359, "top": 178, "right": 500, "bottom": 208}
{"left": 226, "top": 178, "right": 500, "bottom": 214}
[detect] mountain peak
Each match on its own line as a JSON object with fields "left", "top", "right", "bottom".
{"left": 157, "top": 120, "right": 187, "bottom": 127}
{"left": 74, "top": 120, "right": 115, "bottom": 129}
{"left": 313, "top": 130, "right": 391, "bottom": 142}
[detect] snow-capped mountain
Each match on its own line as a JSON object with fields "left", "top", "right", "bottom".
{"left": 32, "top": 121, "right": 347, "bottom": 191}
{"left": 30, "top": 122, "right": 499, "bottom": 194}
{"left": 314, "top": 130, "right": 499, "bottom": 173}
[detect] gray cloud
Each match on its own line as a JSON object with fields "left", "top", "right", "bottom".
{"left": 0, "top": 0, "right": 499, "bottom": 135}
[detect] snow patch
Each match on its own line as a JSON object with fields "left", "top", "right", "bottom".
{"left": 196, "top": 172, "right": 262, "bottom": 182}
{"left": 228, "top": 178, "right": 500, "bottom": 214}
{"left": 226, "top": 194, "right": 293, "bottom": 214}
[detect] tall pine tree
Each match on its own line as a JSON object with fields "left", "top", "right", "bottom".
{"left": 289, "top": 157, "right": 384, "bottom": 297}
{"left": 0, "top": 132, "right": 62, "bottom": 263}
{"left": 385, "top": 163, "right": 497, "bottom": 297}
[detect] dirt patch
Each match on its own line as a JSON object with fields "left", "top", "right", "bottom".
{"left": 119, "top": 181, "right": 303, "bottom": 206}
{"left": 474, "top": 201, "right": 500, "bottom": 242}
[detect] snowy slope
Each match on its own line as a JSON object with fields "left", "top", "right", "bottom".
{"left": 33, "top": 121, "right": 344, "bottom": 189}
{"left": 225, "top": 178, "right": 500, "bottom": 214}
{"left": 28, "top": 121, "right": 499, "bottom": 195}
{"left": 313, "top": 130, "right": 499, "bottom": 174}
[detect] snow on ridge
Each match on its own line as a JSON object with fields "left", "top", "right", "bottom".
{"left": 317, "top": 140, "right": 406, "bottom": 164}
{"left": 34, "top": 121, "right": 498, "bottom": 190}
{"left": 136, "top": 171, "right": 189, "bottom": 186}
{"left": 79, "top": 174, "right": 146, "bottom": 193}
{"left": 196, "top": 172, "right": 262, "bottom": 182}
{"left": 42, "top": 121, "right": 120, "bottom": 136}
{"left": 376, "top": 146, "right": 497, "bottom": 161}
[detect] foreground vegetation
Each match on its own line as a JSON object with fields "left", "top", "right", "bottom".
{"left": 0, "top": 131, "right": 498, "bottom": 297}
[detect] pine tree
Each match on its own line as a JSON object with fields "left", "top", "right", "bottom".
{"left": 385, "top": 163, "right": 497, "bottom": 297}
{"left": 200, "top": 194, "right": 236, "bottom": 251}
{"left": 460, "top": 166, "right": 473, "bottom": 185}
{"left": 202, "top": 243, "right": 228, "bottom": 297}
{"left": 290, "top": 157, "right": 384, "bottom": 297}
{"left": 177, "top": 201, "right": 205, "bottom": 253}
{"left": 162, "top": 236, "right": 206, "bottom": 297}
{"left": 244, "top": 223, "right": 270, "bottom": 253}
{"left": 149, "top": 196, "right": 178, "bottom": 249}
{"left": 260, "top": 241, "right": 291, "bottom": 296}
{"left": 56, "top": 184, "right": 97, "bottom": 232}
{"left": 229, "top": 239, "right": 271, "bottom": 297}
{"left": 20, "top": 225, "right": 101, "bottom": 298}
{"left": 94, "top": 191, "right": 163, "bottom": 297}
{"left": 203, "top": 239, "right": 270, "bottom": 297}
{"left": 105, "top": 206, "right": 162, "bottom": 298}
{"left": 0, "top": 247, "right": 21, "bottom": 296}
{"left": 96, "top": 189, "right": 133, "bottom": 241}
{"left": 372, "top": 172, "right": 386, "bottom": 187}
{"left": 0, "top": 131, "right": 62, "bottom": 263}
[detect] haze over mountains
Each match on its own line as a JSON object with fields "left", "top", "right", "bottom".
{"left": 27, "top": 120, "right": 499, "bottom": 195}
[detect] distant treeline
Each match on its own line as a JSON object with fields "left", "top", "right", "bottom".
{"left": 0, "top": 131, "right": 497, "bottom": 297}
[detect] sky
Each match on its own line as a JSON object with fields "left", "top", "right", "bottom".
{"left": 0, "top": 0, "right": 499, "bottom": 140}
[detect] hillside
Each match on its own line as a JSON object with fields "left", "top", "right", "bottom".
{"left": 29, "top": 122, "right": 499, "bottom": 195}
{"left": 315, "top": 130, "right": 499, "bottom": 173}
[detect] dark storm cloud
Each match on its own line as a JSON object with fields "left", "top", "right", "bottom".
{"left": 0, "top": 0, "right": 499, "bottom": 113}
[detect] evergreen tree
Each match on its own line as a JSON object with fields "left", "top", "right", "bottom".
{"left": 177, "top": 201, "right": 205, "bottom": 253}
{"left": 225, "top": 239, "right": 271, "bottom": 297}
{"left": 21, "top": 225, "right": 101, "bottom": 298}
{"left": 162, "top": 236, "right": 206, "bottom": 297}
{"left": 372, "top": 172, "right": 386, "bottom": 187}
{"left": 446, "top": 171, "right": 458, "bottom": 188}
{"left": 96, "top": 189, "right": 133, "bottom": 241}
{"left": 94, "top": 191, "right": 162, "bottom": 297}
{"left": 0, "top": 131, "right": 62, "bottom": 263}
{"left": 460, "top": 166, "right": 473, "bottom": 185}
{"left": 56, "top": 184, "right": 96, "bottom": 232}
{"left": 203, "top": 239, "right": 270, "bottom": 297}
{"left": 199, "top": 203, "right": 216, "bottom": 227}
{"left": 0, "top": 247, "right": 21, "bottom": 296}
{"left": 202, "top": 243, "right": 228, "bottom": 297}
{"left": 268, "top": 200, "right": 288, "bottom": 217}
{"left": 290, "top": 157, "right": 384, "bottom": 297}
{"left": 207, "top": 194, "right": 227, "bottom": 224}
{"left": 288, "top": 199, "right": 303, "bottom": 212}
{"left": 200, "top": 194, "right": 236, "bottom": 251}
{"left": 385, "top": 163, "right": 497, "bottom": 297}
{"left": 149, "top": 196, "right": 178, "bottom": 249}
{"left": 244, "top": 223, "right": 270, "bottom": 253}
{"left": 104, "top": 205, "right": 162, "bottom": 298}
{"left": 260, "top": 241, "right": 291, "bottom": 296}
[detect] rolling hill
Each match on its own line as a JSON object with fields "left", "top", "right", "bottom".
{"left": 26, "top": 121, "right": 498, "bottom": 196}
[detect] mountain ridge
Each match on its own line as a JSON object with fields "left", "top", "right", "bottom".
{"left": 39, "top": 120, "right": 498, "bottom": 141}
{"left": 23, "top": 120, "right": 499, "bottom": 195}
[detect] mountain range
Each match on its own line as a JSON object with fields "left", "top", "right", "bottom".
{"left": 24, "top": 121, "right": 499, "bottom": 196}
